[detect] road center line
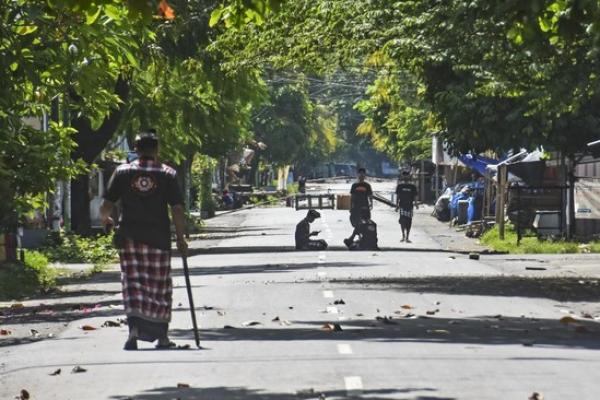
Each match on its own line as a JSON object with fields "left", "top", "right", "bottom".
{"left": 344, "top": 376, "right": 363, "bottom": 394}
{"left": 337, "top": 343, "right": 353, "bottom": 354}
{"left": 323, "top": 290, "right": 334, "bottom": 298}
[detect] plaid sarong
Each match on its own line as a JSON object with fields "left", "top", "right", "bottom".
{"left": 119, "top": 239, "right": 172, "bottom": 324}
{"left": 399, "top": 208, "right": 413, "bottom": 219}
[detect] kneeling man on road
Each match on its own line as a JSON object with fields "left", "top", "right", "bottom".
{"left": 100, "top": 132, "right": 188, "bottom": 351}
{"left": 344, "top": 209, "right": 379, "bottom": 250}
{"left": 295, "top": 210, "right": 328, "bottom": 250}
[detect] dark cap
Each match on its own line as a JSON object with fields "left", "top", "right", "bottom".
{"left": 134, "top": 132, "right": 159, "bottom": 150}
{"left": 307, "top": 209, "right": 321, "bottom": 219}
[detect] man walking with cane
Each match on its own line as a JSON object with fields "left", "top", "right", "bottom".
{"left": 100, "top": 132, "right": 188, "bottom": 350}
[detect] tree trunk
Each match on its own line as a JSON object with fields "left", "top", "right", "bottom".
{"left": 69, "top": 76, "right": 130, "bottom": 235}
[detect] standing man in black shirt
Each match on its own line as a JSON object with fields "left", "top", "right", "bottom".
{"left": 99, "top": 132, "right": 188, "bottom": 350}
{"left": 344, "top": 167, "right": 373, "bottom": 246}
{"left": 395, "top": 171, "right": 418, "bottom": 243}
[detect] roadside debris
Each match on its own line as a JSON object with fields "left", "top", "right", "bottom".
{"left": 375, "top": 316, "right": 396, "bottom": 324}
{"left": 71, "top": 366, "right": 87, "bottom": 373}
{"left": 427, "top": 329, "right": 450, "bottom": 334}
{"left": 426, "top": 309, "right": 440, "bottom": 315}
{"left": 242, "top": 321, "right": 261, "bottom": 327}
{"left": 101, "top": 320, "right": 121, "bottom": 328}
{"left": 80, "top": 325, "right": 97, "bottom": 331}
{"left": 333, "top": 299, "right": 345, "bottom": 305}
{"left": 525, "top": 267, "right": 547, "bottom": 271}
{"left": 1, "top": 329, "right": 12, "bottom": 336}
{"left": 177, "top": 383, "right": 190, "bottom": 388}
{"left": 321, "top": 323, "right": 343, "bottom": 332}
{"left": 529, "top": 392, "right": 543, "bottom": 400}
{"left": 18, "top": 389, "right": 30, "bottom": 400}
{"left": 49, "top": 368, "right": 61, "bottom": 376}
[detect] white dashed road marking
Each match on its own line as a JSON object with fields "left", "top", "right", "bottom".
{"left": 337, "top": 343, "right": 353, "bottom": 354}
{"left": 344, "top": 376, "right": 363, "bottom": 395}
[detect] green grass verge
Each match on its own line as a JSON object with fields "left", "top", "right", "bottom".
{"left": 0, "top": 251, "right": 57, "bottom": 300}
{"left": 481, "top": 225, "right": 599, "bottom": 254}
{"left": 41, "top": 232, "right": 118, "bottom": 264}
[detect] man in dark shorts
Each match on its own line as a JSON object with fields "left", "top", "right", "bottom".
{"left": 345, "top": 167, "right": 373, "bottom": 245}
{"left": 295, "top": 209, "right": 328, "bottom": 250}
{"left": 99, "top": 132, "right": 188, "bottom": 350}
{"left": 395, "top": 171, "right": 418, "bottom": 243}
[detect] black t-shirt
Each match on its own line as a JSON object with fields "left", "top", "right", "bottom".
{"left": 104, "top": 159, "right": 184, "bottom": 250}
{"left": 350, "top": 181, "right": 373, "bottom": 210}
{"left": 295, "top": 219, "right": 310, "bottom": 249}
{"left": 396, "top": 183, "right": 417, "bottom": 209}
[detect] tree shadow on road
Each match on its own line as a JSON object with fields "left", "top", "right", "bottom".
{"left": 332, "top": 275, "right": 600, "bottom": 302}
{"left": 110, "top": 385, "right": 451, "bottom": 400}
{"left": 168, "top": 314, "right": 600, "bottom": 350}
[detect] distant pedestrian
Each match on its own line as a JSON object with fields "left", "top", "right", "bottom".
{"left": 345, "top": 167, "right": 373, "bottom": 244}
{"left": 298, "top": 176, "right": 307, "bottom": 194}
{"left": 295, "top": 210, "right": 328, "bottom": 250}
{"left": 395, "top": 171, "right": 418, "bottom": 242}
{"left": 100, "top": 132, "right": 188, "bottom": 350}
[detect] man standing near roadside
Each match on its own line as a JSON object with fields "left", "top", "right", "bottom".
{"left": 100, "top": 132, "right": 188, "bottom": 350}
{"left": 344, "top": 167, "right": 373, "bottom": 246}
{"left": 395, "top": 171, "right": 418, "bottom": 243}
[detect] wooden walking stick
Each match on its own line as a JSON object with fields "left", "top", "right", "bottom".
{"left": 182, "top": 255, "right": 201, "bottom": 348}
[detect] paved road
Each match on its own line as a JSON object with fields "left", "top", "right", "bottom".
{"left": 2, "top": 181, "right": 600, "bottom": 400}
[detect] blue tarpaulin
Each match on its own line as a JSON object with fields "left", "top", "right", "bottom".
{"left": 458, "top": 154, "right": 499, "bottom": 175}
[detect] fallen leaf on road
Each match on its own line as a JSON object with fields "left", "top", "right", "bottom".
{"left": 217, "top": 311, "right": 226, "bottom": 316}
{"left": 49, "top": 368, "right": 61, "bottom": 376}
{"left": 11, "top": 303, "right": 24, "bottom": 309}
{"left": 426, "top": 309, "right": 439, "bottom": 315}
{"left": 272, "top": 316, "right": 280, "bottom": 322}
{"left": 321, "top": 323, "right": 343, "bottom": 332}
{"left": 30, "top": 329, "right": 39, "bottom": 337}
{"left": 333, "top": 299, "right": 345, "bottom": 305}
{"left": 529, "top": 392, "right": 543, "bottom": 400}
{"left": 0, "top": 329, "right": 11, "bottom": 336}
{"left": 559, "top": 316, "right": 578, "bottom": 325}
{"left": 242, "top": 321, "right": 261, "bottom": 327}
{"left": 71, "top": 366, "right": 87, "bottom": 373}
{"left": 19, "top": 389, "right": 30, "bottom": 400}
{"left": 177, "top": 383, "right": 190, "bottom": 388}
{"left": 80, "top": 325, "right": 97, "bottom": 331}
{"left": 223, "top": 325, "right": 236, "bottom": 329}
{"left": 435, "top": 301, "right": 441, "bottom": 305}
{"left": 101, "top": 320, "right": 121, "bottom": 328}
{"left": 403, "top": 313, "right": 417, "bottom": 319}
{"left": 401, "top": 304, "right": 412, "bottom": 309}
{"left": 427, "top": 329, "right": 450, "bottom": 334}
{"left": 289, "top": 306, "right": 294, "bottom": 309}
{"left": 355, "top": 313, "right": 364, "bottom": 317}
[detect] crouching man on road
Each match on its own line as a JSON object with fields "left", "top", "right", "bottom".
{"left": 344, "top": 209, "right": 379, "bottom": 251}
{"left": 295, "top": 210, "right": 328, "bottom": 250}
{"left": 100, "top": 132, "right": 188, "bottom": 351}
